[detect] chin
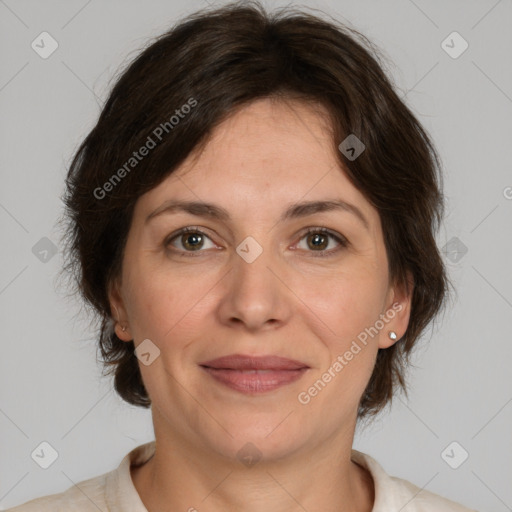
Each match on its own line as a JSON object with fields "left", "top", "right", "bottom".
{"left": 200, "top": 413, "right": 306, "bottom": 463}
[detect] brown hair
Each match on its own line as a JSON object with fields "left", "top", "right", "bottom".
{"left": 60, "top": 0, "right": 449, "bottom": 421}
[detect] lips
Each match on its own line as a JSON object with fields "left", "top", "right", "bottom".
{"left": 199, "top": 354, "right": 308, "bottom": 371}
{"left": 199, "top": 354, "right": 309, "bottom": 394}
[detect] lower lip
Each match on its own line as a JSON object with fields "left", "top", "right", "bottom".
{"left": 201, "top": 367, "right": 308, "bottom": 393}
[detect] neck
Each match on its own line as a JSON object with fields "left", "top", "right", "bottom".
{"left": 131, "top": 431, "right": 374, "bottom": 512}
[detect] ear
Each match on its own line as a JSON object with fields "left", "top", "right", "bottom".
{"left": 378, "top": 270, "right": 414, "bottom": 349}
{"left": 108, "top": 278, "right": 132, "bottom": 342}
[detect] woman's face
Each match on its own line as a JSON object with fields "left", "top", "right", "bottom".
{"left": 111, "top": 98, "right": 412, "bottom": 462}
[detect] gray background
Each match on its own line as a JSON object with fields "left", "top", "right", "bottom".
{"left": 1, "top": 0, "right": 511, "bottom": 510}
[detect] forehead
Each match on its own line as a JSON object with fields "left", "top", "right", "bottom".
{"left": 135, "top": 98, "right": 377, "bottom": 227}
{"left": 182, "top": 97, "right": 337, "bottom": 178}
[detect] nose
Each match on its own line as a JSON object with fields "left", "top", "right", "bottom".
{"left": 215, "top": 238, "right": 292, "bottom": 332}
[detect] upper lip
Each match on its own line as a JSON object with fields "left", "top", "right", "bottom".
{"left": 199, "top": 354, "right": 309, "bottom": 371}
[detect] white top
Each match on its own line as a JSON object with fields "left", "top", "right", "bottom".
{"left": 8, "top": 441, "right": 477, "bottom": 511}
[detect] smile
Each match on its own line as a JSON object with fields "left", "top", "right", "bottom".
{"left": 199, "top": 354, "right": 310, "bottom": 394}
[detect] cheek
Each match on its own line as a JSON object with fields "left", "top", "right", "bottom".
{"left": 298, "top": 271, "right": 383, "bottom": 407}
{"left": 123, "top": 261, "right": 218, "bottom": 346}
{"left": 301, "top": 265, "right": 388, "bottom": 345}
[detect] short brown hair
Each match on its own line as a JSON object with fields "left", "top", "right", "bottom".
{"left": 60, "top": 0, "right": 449, "bottom": 421}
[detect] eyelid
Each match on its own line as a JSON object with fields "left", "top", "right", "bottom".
{"left": 164, "top": 225, "right": 349, "bottom": 256}
{"left": 293, "top": 226, "right": 349, "bottom": 256}
{"left": 164, "top": 226, "right": 219, "bottom": 253}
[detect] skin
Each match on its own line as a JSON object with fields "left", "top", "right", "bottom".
{"left": 109, "top": 97, "right": 413, "bottom": 512}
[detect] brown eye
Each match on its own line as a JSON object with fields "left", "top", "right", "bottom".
{"left": 166, "top": 227, "right": 216, "bottom": 254}
{"left": 296, "top": 228, "right": 348, "bottom": 257}
{"left": 307, "top": 232, "right": 329, "bottom": 250}
{"left": 181, "top": 232, "right": 204, "bottom": 251}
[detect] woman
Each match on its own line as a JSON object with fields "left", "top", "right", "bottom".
{"left": 9, "top": 1, "right": 477, "bottom": 510}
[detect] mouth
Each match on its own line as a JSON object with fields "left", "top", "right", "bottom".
{"left": 198, "top": 354, "right": 310, "bottom": 394}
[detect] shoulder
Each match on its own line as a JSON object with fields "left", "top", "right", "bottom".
{"left": 6, "top": 441, "right": 155, "bottom": 512}
{"left": 6, "top": 472, "right": 108, "bottom": 512}
{"left": 389, "top": 474, "right": 478, "bottom": 511}
{"left": 351, "top": 449, "right": 478, "bottom": 512}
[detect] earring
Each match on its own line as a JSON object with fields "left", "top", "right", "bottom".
{"left": 113, "top": 305, "right": 126, "bottom": 332}
{"left": 388, "top": 331, "right": 397, "bottom": 340}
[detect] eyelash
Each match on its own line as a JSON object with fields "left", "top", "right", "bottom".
{"left": 165, "top": 226, "right": 348, "bottom": 258}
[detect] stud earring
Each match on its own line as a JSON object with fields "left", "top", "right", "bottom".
{"left": 113, "top": 305, "right": 127, "bottom": 332}
{"left": 388, "top": 331, "right": 397, "bottom": 340}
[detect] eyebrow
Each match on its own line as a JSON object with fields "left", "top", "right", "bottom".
{"left": 145, "top": 198, "right": 370, "bottom": 230}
